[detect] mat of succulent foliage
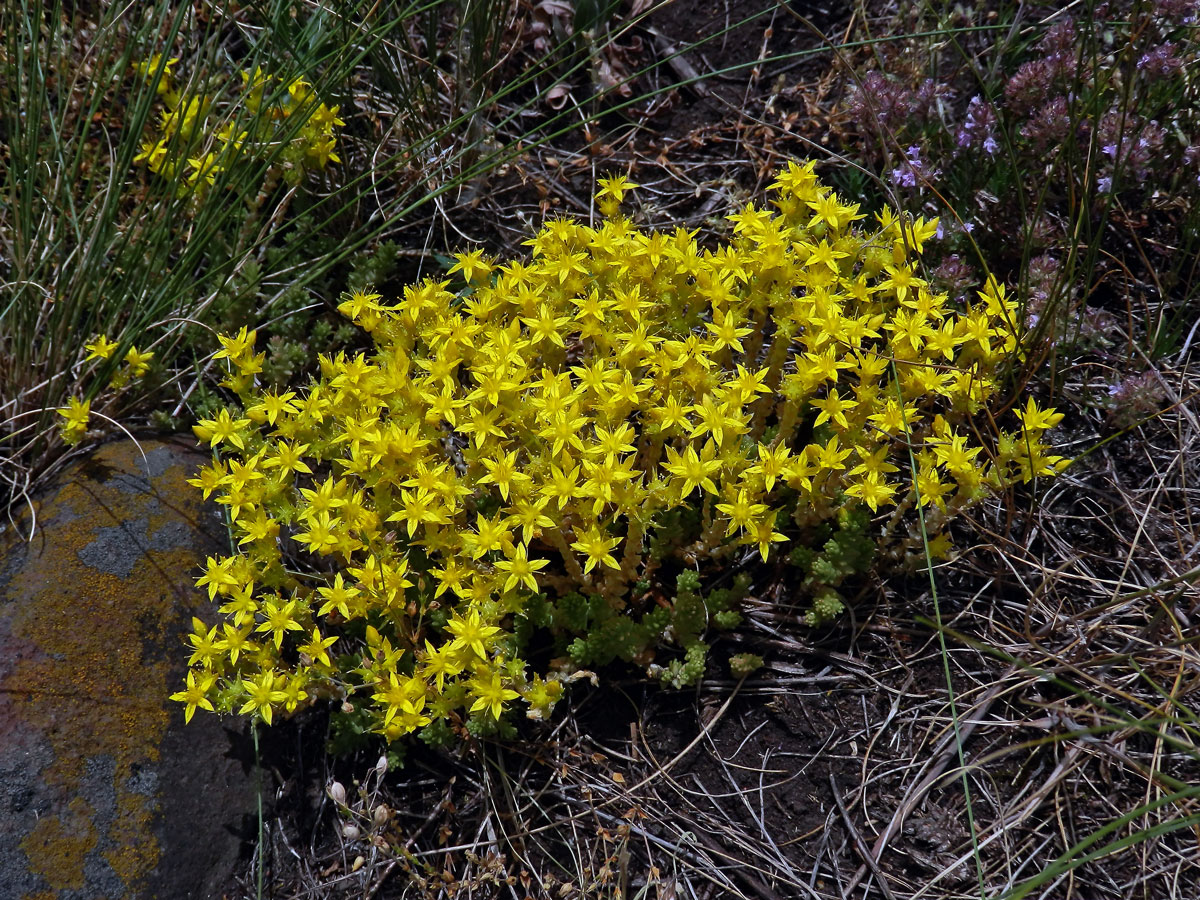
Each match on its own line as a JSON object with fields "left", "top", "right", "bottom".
{"left": 182, "top": 160, "right": 1067, "bottom": 742}
{"left": 227, "top": 401, "right": 1200, "bottom": 900}
{"left": 233, "top": 429, "right": 1200, "bottom": 900}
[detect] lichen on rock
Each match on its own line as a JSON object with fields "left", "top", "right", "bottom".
{"left": 0, "top": 438, "right": 257, "bottom": 900}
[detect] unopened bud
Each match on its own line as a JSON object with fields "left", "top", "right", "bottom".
{"left": 328, "top": 781, "right": 346, "bottom": 805}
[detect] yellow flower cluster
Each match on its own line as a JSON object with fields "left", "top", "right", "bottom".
{"left": 132, "top": 54, "right": 344, "bottom": 197}
{"left": 179, "top": 161, "right": 1066, "bottom": 737}
{"left": 56, "top": 337, "right": 155, "bottom": 445}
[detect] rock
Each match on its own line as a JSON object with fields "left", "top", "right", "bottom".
{"left": 0, "top": 438, "right": 259, "bottom": 900}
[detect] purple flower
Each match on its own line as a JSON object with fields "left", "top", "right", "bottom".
{"left": 888, "top": 144, "right": 940, "bottom": 189}
{"left": 846, "top": 72, "right": 943, "bottom": 132}
{"left": 931, "top": 254, "right": 975, "bottom": 300}
{"left": 1095, "top": 114, "right": 1165, "bottom": 182}
{"left": 1138, "top": 43, "right": 1182, "bottom": 79}
{"left": 955, "top": 95, "right": 1000, "bottom": 156}
{"left": 1039, "top": 18, "right": 1077, "bottom": 60}
{"left": 1152, "top": 1, "right": 1199, "bottom": 24}
{"left": 1027, "top": 255, "right": 1061, "bottom": 305}
{"left": 1022, "top": 96, "right": 1072, "bottom": 148}
{"left": 1105, "top": 370, "right": 1169, "bottom": 428}
{"left": 1097, "top": 176, "right": 1113, "bottom": 193}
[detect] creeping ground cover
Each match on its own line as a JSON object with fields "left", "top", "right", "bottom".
{"left": 176, "top": 161, "right": 1066, "bottom": 741}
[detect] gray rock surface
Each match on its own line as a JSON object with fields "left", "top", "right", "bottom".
{"left": 0, "top": 438, "right": 258, "bottom": 900}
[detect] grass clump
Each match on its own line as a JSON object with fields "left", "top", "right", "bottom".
{"left": 1, "top": 0, "right": 613, "bottom": 508}
{"left": 176, "top": 161, "right": 1066, "bottom": 742}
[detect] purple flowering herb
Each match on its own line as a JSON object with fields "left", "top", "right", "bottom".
{"left": 1138, "top": 42, "right": 1183, "bottom": 80}
{"left": 889, "top": 144, "right": 940, "bottom": 189}
{"left": 1152, "top": 0, "right": 1200, "bottom": 23}
{"left": 955, "top": 95, "right": 1000, "bottom": 155}
{"left": 1005, "top": 58, "right": 1056, "bottom": 116}
{"left": 1095, "top": 113, "right": 1166, "bottom": 185}
{"left": 1021, "top": 96, "right": 1073, "bottom": 148}
{"left": 1029, "top": 216, "right": 1059, "bottom": 247}
{"left": 931, "top": 254, "right": 975, "bottom": 301}
{"left": 1004, "top": 19, "right": 1082, "bottom": 116}
{"left": 847, "top": 72, "right": 941, "bottom": 133}
{"left": 1105, "top": 370, "right": 1169, "bottom": 428}
{"left": 1039, "top": 18, "right": 1078, "bottom": 60}
{"left": 1026, "top": 255, "right": 1062, "bottom": 307}
{"left": 1183, "top": 144, "right": 1200, "bottom": 166}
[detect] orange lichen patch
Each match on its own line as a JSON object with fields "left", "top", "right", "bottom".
{"left": 22, "top": 797, "right": 97, "bottom": 891}
{"left": 0, "top": 440, "right": 217, "bottom": 899}
{"left": 107, "top": 789, "right": 161, "bottom": 887}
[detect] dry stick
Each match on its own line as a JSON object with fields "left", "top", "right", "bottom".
{"left": 829, "top": 774, "right": 898, "bottom": 900}
{"left": 643, "top": 26, "right": 710, "bottom": 97}
{"left": 363, "top": 859, "right": 398, "bottom": 900}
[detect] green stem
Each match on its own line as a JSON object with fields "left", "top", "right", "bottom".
{"left": 253, "top": 721, "right": 264, "bottom": 900}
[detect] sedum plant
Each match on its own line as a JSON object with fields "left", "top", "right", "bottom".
{"left": 55, "top": 337, "right": 156, "bottom": 445}
{"left": 132, "top": 54, "right": 344, "bottom": 201}
{"left": 175, "top": 161, "right": 1066, "bottom": 741}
